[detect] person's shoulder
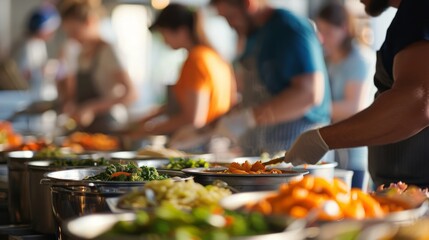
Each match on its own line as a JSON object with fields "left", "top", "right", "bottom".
{"left": 272, "top": 9, "right": 312, "bottom": 29}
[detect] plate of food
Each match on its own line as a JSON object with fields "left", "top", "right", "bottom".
{"left": 63, "top": 204, "right": 306, "bottom": 240}
{"left": 182, "top": 161, "right": 308, "bottom": 192}
{"left": 109, "top": 178, "right": 232, "bottom": 212}
{"left": 220, "top": 175, "right": 428, "bottom": 223}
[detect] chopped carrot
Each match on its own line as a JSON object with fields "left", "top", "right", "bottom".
{"left": 110, "top": 172, "right": 131, "bottom": 178}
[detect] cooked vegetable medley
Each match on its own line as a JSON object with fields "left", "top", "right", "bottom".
{"left": 104, "top": 204, "right": 275, "bottom": 240}
{"left": 85, "top": 162, "right": 168, "bottom": 181}
{"left": 117, "top": 179, "right": 231, "bottom": 210}
{"left": 166, "top": 158, "right": 209, "bottom": 170}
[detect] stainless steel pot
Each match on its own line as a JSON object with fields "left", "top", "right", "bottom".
{"left": 6, "top": 150, "right": 100, "bottom": 224}
{"left": 7, "top": 150, "right": 36, "bottom": 224}
{"left": 41, "top": 166, "right": 188, "bottom": 236}
{"left": 28, "top": 159, "right": 170, "bottom": 234}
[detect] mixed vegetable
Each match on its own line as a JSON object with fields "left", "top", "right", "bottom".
{"left": 51, "top": 158, "right": 110, "bottom": 167}
{"left": 117, "top": 179, "right": 231, "bottom": 210}
{"left": 85, "top": 162, "right": 168, "bottom": 182}
{"left": 166, "top": 158, "right": 209, "bottom": 170}
{"left": 104, "top": 203, "right": 275, "bottom": 240}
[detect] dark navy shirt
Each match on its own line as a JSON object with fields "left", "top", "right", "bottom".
{"left": 369, "top": 0, "right": 429, "bottom": 188}
{"left": 377, "top": 0, "right": 429, "bottom": 92}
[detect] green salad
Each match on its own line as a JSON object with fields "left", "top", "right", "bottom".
{"left": 85, "top": 162, "right": 168, "bottom": 182}
{"left": 104, "top": 203, "right": 273, "bottom": 240}
{"left": 166, "top": 158, "right": 209, "bottom": 170}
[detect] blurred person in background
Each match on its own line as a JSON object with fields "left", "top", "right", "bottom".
{"left": 125, "top": 4, "right": 235, "bottom": 139}
{"left": 316, "top": 2, "right": 375, "bottom": 189}
{"left": 285, "top": 0, "right": 429, "bottom": 188}
{"left": 13, "top": 3, "right": 60, "bottom": 100}
{"left": 57, "top": 0, "right": 137, "bottom": 133}
{"left": 172, "top": 0, "right": 331, "bottom": 156}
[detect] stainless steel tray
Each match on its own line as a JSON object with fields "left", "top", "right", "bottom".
{"left": 182, "top": 167, "right": 308, "bottom": 192}
{"left": 220, "top": 191, "right": 429, "bottom": 223}
{"left": 62, "top": 213, "right": 307, "bottom": 240}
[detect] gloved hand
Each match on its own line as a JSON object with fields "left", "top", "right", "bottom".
{"left": 284, "top": 128, "right": 330, "bottom": 165}
{"left": 215, "top": 108, "right": 256, "bottom": 142}
{"left": 169, "top": 125, "right": 211, "bottom": 150}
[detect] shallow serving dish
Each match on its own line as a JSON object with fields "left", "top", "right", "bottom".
{"left": 41, "top": 166, "right": 190, "bottom": 236}
{"left": 182, "top": 167, "right": 308, "bottom": 192}
{"left": 220, "top": 191, "right": 429, "bottom": 223}
{"left": 62, "top": 213, "right": 307, "bottom": 240}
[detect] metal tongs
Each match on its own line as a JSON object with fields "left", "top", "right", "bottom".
{"left": 262, "top": 156, "right": 285, "bottom": 166}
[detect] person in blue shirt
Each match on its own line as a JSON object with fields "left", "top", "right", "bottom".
{"left": 171, "top": 0, "right": 331, "bottom": 155}
{"left": 285, "top": 0, "right": 429, "bottom": 188}
{"left": 202, "top": 0, "right": 331, "bottom": 156}
{"left": 316, "top": 2, "right": 375, "bottom": 189}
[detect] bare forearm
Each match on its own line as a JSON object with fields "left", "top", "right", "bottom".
{"left": 253, "top": 73, "right": 324, "bottom": 126}
{"left": 320, "top": 87, "right": 429, "bottom": 149}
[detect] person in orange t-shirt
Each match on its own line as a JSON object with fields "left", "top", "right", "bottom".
{"left": 127, "top": 4, "right": 235, "bottom": 138}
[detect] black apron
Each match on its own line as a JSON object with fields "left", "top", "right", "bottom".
{"left": 368, "top": 51, "right": 429, "bottom": 188}
{"left": 75, "top": 46, "right": 115, "bottom": 134}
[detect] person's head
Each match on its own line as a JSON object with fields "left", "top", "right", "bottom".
{"left": 58, "top": 0, "right": 103, "bottom": 43}
{"left": 316, "top": 2, "right": 356, "bottom": 58}
{"left": 209, "top": 0, "right": 268, "bottom": 35}
{"left": 360, "top": 0, "right": 391, "bottom": 17}
{"left": 27, "top": 4, "right": 61, "bottom": 40}
{"left": 150, "top": 4, "right": 211, "bottom": 50}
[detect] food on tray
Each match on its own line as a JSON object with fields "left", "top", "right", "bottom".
{"left": 137, "top": 146, "right": 186, "bottom": 158}
{"left": 373, "top": 181, "right": 428, "bottom": 211}
{"left": 382, "top": 218, "right": 429, "bottom": 240}
{"left": 51, "top": 158, "right": 110, "bottom": 167}
{"left": 0, "top": 121, "right": 23, "bottom": 149}
{"left": 117, "top": 178, "right": 231, "bottom": 210}
{"left": 33, "top": 145, "right": 70, "bottom": 158}
{"left": 165, "top": 158, "right": 209, "bottom": 170}
{"left": 245, "top": 175, "right": 389, "bottom": 221}
{"left": 63, "top": 132, "right": 119, "bottom": 151}
{"left": 85, "top": 162, "right": 167, "bottom": 182}
{"left": 103, "top": 204, "right": 275, "bottom": 239}
{"left": 220, "top": 160, "right": 283, "bottom": 174}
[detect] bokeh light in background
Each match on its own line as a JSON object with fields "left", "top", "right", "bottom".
{"left": 151, "top": 0, "right": 170, "bottom": 10}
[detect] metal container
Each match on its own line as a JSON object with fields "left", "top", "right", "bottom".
{"left": 62, "top": 213, "right": 306, "bottom": 240}
{"left": 293, "top": 162, "right": 338, "bottom": 180}
{"left": 182, "top": 167, "right": 308, "bottom": 192}
{"left": 7, "top": 150, "right": 35, "bottom": 223}
{"left": 41, "top": 167, "right": 188, "bottom": 234}
{"left": 28, "top": 159, "right": 170, "bottom": 234}
{"left": 6, "top": 150, "right": 101, "bottom": 224}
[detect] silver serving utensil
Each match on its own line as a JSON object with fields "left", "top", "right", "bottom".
{"left": 212, "top": 179, "right": 240, "bottom": 193}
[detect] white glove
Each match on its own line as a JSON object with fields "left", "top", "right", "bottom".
{"left": 284, "top": 128, "right": 330, "bottom": 165}
{"left": 215, "top": 108, "right": 256, "bottom": 142}
{"left": 169, "top": 125, "right": 211, "bottom": 150}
